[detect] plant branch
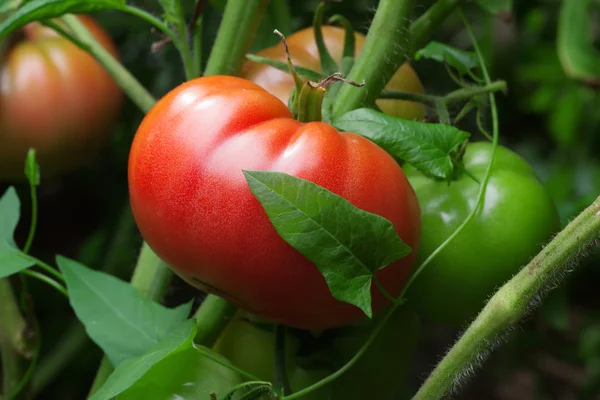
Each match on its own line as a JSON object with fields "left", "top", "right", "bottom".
{"left": 0, "top": 279, "right": 31, "bottom": 358}
{"left": 193, "top": 295, "right": 237, "bottom": 347}
{"left": 274, "top": 325, "right": 291, "bottom": 396}
{"left": 332, "top": 0, "right": 415, "bottom": 118}
{"left": 409, "top": 0, "right": 466, "bottom": 55}
{"left": 60, "top": 14, "right": 156, "bottom": 113}
{"left": 413, "top": 195, "right": 600, "bottom": 399}
{"left": 379, "top": 81, "right": 506, "bottom": 105}
{"left": 204, "top": 0, "right": 270, "bottom": 76}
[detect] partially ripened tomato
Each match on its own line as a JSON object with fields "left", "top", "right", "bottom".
{"left": 0, "top": 15, "right": 123, "bottom": 180}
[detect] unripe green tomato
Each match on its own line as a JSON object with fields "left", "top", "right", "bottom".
{"left": 118, "top": 345, "right": 245, "bottom": 400}
{"left": 405, "top": 142, "right": 560, "bottom": 327}
{"left": 213, "top": 312, "right": 301, "bottom": 382}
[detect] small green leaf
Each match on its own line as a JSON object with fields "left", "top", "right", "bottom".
{"left": 0, "top": 246, "right": 35, "bottom": 279}
{"left": 0, "top": 0, "right": 126, "bottom": 41}
{"left": 0, "top": 187, "right": 19, "bottom": 246}
{"left": 245, "top": 54, "right": 323, "bottom": 81}
{"left": 24, "top": 148, "right": 40, "bottom": 186}
{"left": 333, "top": 108, "right": 470, "bottom": 180}
{"left": 0, "top": 187, "right": 34, "bottom": 278}
{"left": 89, "top": 322, "right": 197, "bottom": 400}
{"left": 56, "top": 256, "right": 193, "bottom": 366}
{"left": 243, "top": 171, "right": 411, "bottom": 317}
{"left": 415, "top": 41, "right": 478, "bottom": 75}
{"left": 472, "top": 0, "right": 512, "bottom": 15}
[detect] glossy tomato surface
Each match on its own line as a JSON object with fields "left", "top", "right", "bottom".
{"left": 0, "top": 15, "right": 123, "bottom": 180}
{"left": 242, "top": 25, "right": 425, "bottom": 120}
{"left": 405, "top": 142, "right": 560, "bottom": 326}
{"left": 128, "top": 75, "right": 421, "bottom": 330}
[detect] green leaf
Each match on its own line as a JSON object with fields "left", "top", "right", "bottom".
{"left": 415, "top": 41, "right": 478, "bottom": 75}
{"left": 0, "top": 187, "right": 19, "bottom": 246}
{"left": 245, "top": 54, "right": 323, "bottom": 81}
{"left": 89, "top": 322, "right": 197, "bottom": 400}
{"left": 334, "top": 108, "right": 470, "bottom": 180}
{"left": 472, "top": 0, "right": 512, "bottom": 15}
{"left": 56, "top": 256, "right": 193, "bottom": 366}
{"left": 243, "top": 171, "right": 411, "bottom": 317}
{"left": 0, "top": 187, "right": 34, "bottom": 278}
{"left": 0, "top": 0, "right": 126, "bottom": 41}
{"left": 0, "top": 246, "right": 35, "bottom": 279}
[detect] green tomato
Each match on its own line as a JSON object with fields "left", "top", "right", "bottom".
{"left": 405, "top": 142, "right": 560, "bottom": 327}
{"left": 212, "top": 311, "right": 300, "bottom": 382}
{"left": 330, "top": 305, "right": 420, "bottom": 400}
{"left": 118, "top": 345, "right": 245, "bottom": 400}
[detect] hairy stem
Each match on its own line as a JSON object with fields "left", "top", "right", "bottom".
{"left": 204, "top": 0, "right": 270, "bottom": 76}
{"left": 413, "top": 196, "right": 600, "bottom": 399}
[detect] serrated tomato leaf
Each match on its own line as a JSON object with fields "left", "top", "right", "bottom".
{"left": 333, "top": 108, "right": 470, "bottom": 180}
{"left": 0, "top": 0, "right": 125, "bottom": 41}
{"left": 56, "top": 256, "right": 193, "bottom": 366}
{"left": 243, "top": 171, "right": 411, "bottom": 318}
{"left": 415, "top": 41, "right": 478, "bottom": 75}
{"left": 89, "top": 322, "right": 197, "bottom": 400}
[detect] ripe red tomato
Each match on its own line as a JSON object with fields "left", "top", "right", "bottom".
{"left": 0, "top": 15, "right": 123, "bottom": 180}
{"left": 128, "top": 75, "right": 421, "bottom": 330}
{"left": 242, "top": 26, "right": 426, "bottom": 121}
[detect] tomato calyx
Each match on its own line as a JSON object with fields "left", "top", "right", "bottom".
{"left": 273, "top": 29, "right": 364, "bottom": 123}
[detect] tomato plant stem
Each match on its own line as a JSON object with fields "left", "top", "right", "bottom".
{"left": 274, "top": 324, "right": 291, "bottom": 396}
{"left": 193, "top": 295, "right": 237, "bottom": 347}
{"left": 30, "top": 322, "right": 87, "bottom": 396}
{"left": 409, "top": 0, "right": 466, "bottom": 54}
{"left": 60, "top": 14, "right": 156, "bottom": 113}
{"left": 414, "top": 196, "right": 600, "bottom": 399}
{"left": 379, "top": 80, "right": 506, "bottom": 105}
{"left": 0, "top": 279, "right": 31, "bottom": 358}
{"left": 204, "top": 0, "right": 269, "bottom": 76}
{"left": 0, "top": 279, "right": 32, "bottom": 398}
{"left": 332, "top": 0, "right": 466, "bottom": 119}
{"left": 332, "top": 0, "right": 415, "bottom": 118}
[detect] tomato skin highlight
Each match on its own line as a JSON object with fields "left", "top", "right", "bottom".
{"left": 241, "top": 25, "right": 426, "bottom": 121}
{"left": 405, "top": 142, "right": 560, "bottom": 327}
{"left": 128, "top": 75, "right": 421, "bottom": 330}
{"left": 0, "top": 15, "right": 123, "bottom": 180}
